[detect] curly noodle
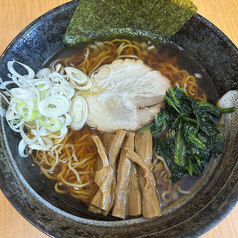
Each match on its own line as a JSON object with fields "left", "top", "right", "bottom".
{"left": 34, "top": 39, "right": 208, "bottom": 206}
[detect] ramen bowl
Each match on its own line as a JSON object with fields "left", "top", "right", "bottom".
{"left": 0, "top": 1, "right": 237, "bottom": 237}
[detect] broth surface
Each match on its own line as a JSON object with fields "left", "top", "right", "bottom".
{"left": 38, "top": 40, "right": 219, "bottom": 215}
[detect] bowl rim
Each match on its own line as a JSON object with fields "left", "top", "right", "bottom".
{"left": 0, "top": 1, "right": 237, "bottom": 237}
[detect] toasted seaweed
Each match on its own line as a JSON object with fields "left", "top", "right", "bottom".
{"left": 64, "top": 0, "right": 197, "bottom": 46}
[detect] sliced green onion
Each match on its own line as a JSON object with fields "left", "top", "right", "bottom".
{"left": 7, "top": 60, "right": 35, "bottom": 80}
{"left": 16, "top": 100, "right": 35, "bottom": 121}
{"left": 18, "top": 139, "right": 28, "bottom": 158}
{"left": 38, "top": 95, "right": 71, "bottom": 117}
{"left": 91, "top": 64, "right": 114, "bottom": 92}
{"left": 2, "top": 61, "right": 90, "bottom": 157}
{"left": 28, "top": 137, "right": 54, "bottom": 151}
{"left": 45, "top": 85, "right": 75, "bottom": 99}
{"left": 69, "top": 96, "right": 88, "bottom": 130}
{"left": 9, "top": 88, "right": 36, "bottom": 100}
{"left": 36, "top": 68, "right": 51, "bottom": 78}
{"left": 65, "top": 67, "right": 92, "bottom": 91}
{"left": 39, "top": 116, "right": 63, "bottom": 132}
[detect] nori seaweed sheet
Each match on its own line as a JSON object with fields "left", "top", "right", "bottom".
{"left": 64, "top": 0, "right": 197, "bottom": 46}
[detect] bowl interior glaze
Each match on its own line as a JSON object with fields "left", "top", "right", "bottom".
{"left": 0, "top": 1, "right": 237, "bottom": 237}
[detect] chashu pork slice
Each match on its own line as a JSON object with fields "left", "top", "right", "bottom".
{"left": 86, "top": 59, "right": 171, "bottom": 132}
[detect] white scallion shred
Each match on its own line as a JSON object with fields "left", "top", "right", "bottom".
{"left": 0, "top": 61, "right": 92, "bottom": 158}
{"left": 7, "top": 60, "right": 35, "bottom": 80}
{"left": 69, "top": 96, "right": 88, "bottom": 131}
{"left": 65, "top": 67, "right": 92, "bottom": 91}
{"left": 90, "top": 64, "right": 114, "bottom": 92}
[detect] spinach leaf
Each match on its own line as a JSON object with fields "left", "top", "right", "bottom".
{"left": 151, "top": 87, "right": 236, "bottom": 184}
{"left": 174, "top": 120, "right": 186, "bottom": 167}
{"left": 151, "top": 110, "right": 172, "bottom": 138}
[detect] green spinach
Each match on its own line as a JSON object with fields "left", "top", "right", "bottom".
{"left": 151, "top": 87, "right": 236, "bottom": 184}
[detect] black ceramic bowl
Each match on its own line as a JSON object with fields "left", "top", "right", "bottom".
{"left": 0, "top": 1, "right": 237, "bottom": 237}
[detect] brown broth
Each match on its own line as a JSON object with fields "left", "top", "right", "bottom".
{"left": 41, "top": 40, "right": 219, "bottom": 215}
